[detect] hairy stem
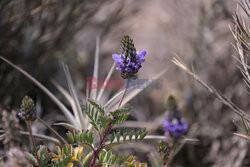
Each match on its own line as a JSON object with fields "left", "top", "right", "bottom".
{"left": 26, "top": 121, "right": 41, "bottom": 167}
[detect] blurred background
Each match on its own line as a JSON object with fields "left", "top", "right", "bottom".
{"left": 0, "top": 0, "right": 249, "bottom": 166}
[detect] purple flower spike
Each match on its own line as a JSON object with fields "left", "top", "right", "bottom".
{"left": 164, "top": 120, "right": 188, "bottom": 137}
{"left": 112, "top": 36, "right": 146, "bottom": 79}
{"left": 163, "top": 95, "right": 189, "bottom": 138}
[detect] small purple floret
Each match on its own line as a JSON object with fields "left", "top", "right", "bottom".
{"left": 164, "top": 120, "right": 188, "bottom": 137}
{"left": 112, "top": 50, "right": 146, "bottom": 78}
{"left": 112, "top": 54, "right": 123, "bottom": 65}
{"left": 136, "top": 50, "right": 146, "bottom": 63}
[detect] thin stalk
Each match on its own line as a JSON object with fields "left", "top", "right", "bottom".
{"left": 20, "top": 131, "right": 60, "bottom": 145}
{"left": 37, "top": 117, "right": 67, "bottom": 145}
{"left": 118, "top": 79, "right": 129, "bottom": 108}
{"left": 26, "top": 121, "right": 40, "bottom": 167}
{"left": 165, "top": 142, "right": 177, "bottom": 167}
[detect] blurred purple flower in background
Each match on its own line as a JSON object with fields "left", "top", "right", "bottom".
{"left": 112, "top": 35, "right": 146, "bottom": 79}
{"left": 164, "top": 95, "right": 188, "bottom": 137}
{"left": 164, "top": 120, "right": 188, "bottom": 137}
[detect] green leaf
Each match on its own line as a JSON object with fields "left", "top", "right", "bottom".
{"left": 37, "top": 146, "right": 53, "bottom": 167}
{"left": 111, "top": 107, "right": 131, "bottom": 117}
{"left": 63, "top": 156, "right": 72, "bottom": 165}
{"left": 110, "top": 133, "right": 115, "bottom": 143}
{"left": 118, "top": 155, "right": 127, "bottom": 165}
{"left": 82, "top": 153, "right": 92, "bottom": 165}
{"left": 91, "top": 107, "right": 94, "bottom": 118}
{"left": 75, "top": 132, "right": 79, "bottom": 143}
{"left": 110, "top": 107, "right": 130, "bottom": 124}
{"left": 95, "top": 110, "right": 98, "bottom": 121}
{"left": 63, "top": 145, "right": 67, "bottom": 155}
{"left": 56, "top": 146, "right": 61, "bottom": 155}
{"left": 123, "top": 131, "right": 127, "bottom": 141}
{"left": 106, "top": 150, "right": 112, "bottom": 162}
{"left": 25, "top": 152, "right": 37, "bottom": 165}
{"left": 88, "top": 99, "right": 105, "bottom": 115}
{"left": 114, "top": 114, "right": 128, "bottom": 124}
{"left": 88, "top": 132, "right": 93, "bottom": 144}
{"left": 111, "top": 152, "right": 119, "bottom": 164}
{"left": 135, "top": 130, "right": 140, "bottom": 141}
{"left": 122, "top": 114, "right": 129, "bottom": 122}
{"left": 116, "top": 131, "right": 121, "bottom": 143}
{"left": 66, "top": 131, "right": 74, "bottom": 144}
{"left": 80, "top": 133, "right": 84, "bottom": 143}
{"left": 100, "top": 152, "right": 106, "bottom": 163}
{"left": 88, "top": 104, "right": 91, "bottom": 113}
{"left": 83, "top": 104, "right": 100, "bottom": 132}
{"left": 68, "top": 145, "right": 73, "bottom": 155}
{"left": 129, "top": 130, "right": 133, "bottom": 141}
{"left": 126, "top": 155, "right": 134, "bottom": 163}
{"left": 140, "top": 131, "right": 148, "bottom": 140}
{"left": 99, "top": 116, "right": 111, "bottom": 129}
{"left": 83, "top": 130, "right": 89, "bottom": 143}
{"left": 83, "top": 105, "right": 95, "bottom": 123}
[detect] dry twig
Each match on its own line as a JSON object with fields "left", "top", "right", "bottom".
{"left": 172, "top": 56, "right": 250, "bottom": 123}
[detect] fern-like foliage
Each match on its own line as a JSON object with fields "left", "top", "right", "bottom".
{"left": 109, "top": 129, "right": 148, "bottom": 144}
{"left": 25, "top": 145, "right": 53, "bottom": 167}
{"left": 51, "top": 155, "right": 72, "bottom": 167}
{"left": 24, "top": 98, "right": 148, "bottom": 167}
{"left": 82, "top": 99, "right": 131, "bottom": 132}
{"left": 51, "top": 145, "right": 91, "bottom": 167}
{"left": 82, "top": 102, "right": 111, "bottom": 132}
{"left": 81, "top": 99, "right": 149, "bottom": 166}
{"left": 66, "top": 130, "right": 94, "bottom": 146}
{"left": 109, "top": 107, "right": 130, "bottom": 124}
{"left": 88, "top": 99, "right": 105, "bottom": 115}
{"left": 38, "top": 146, "right": 53, "bottom": 167}
{"left": 98, "top": 150, "right": 147, "bottom": 167}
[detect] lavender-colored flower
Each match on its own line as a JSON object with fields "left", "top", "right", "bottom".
{"left": 112, "top": 35, "right": 146, "bottom": 79}
{"left": 164, "top": 120, "right": 188, "bottom": 137}
{"left": 164, "top": 95, "right": 188, "bottom": 137}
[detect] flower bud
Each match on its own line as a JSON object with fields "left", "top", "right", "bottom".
{"left": 18, "top": 96, "right": 36, "bottom": 121}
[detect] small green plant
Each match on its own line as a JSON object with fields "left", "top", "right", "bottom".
{"left": 0, "top": 35, "right": 167, "bottom": 167}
